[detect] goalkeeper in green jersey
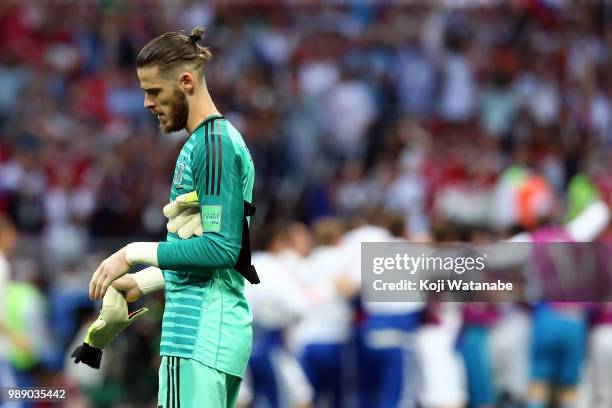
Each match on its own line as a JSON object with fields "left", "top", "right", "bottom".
{"left": 87, "top": 26, "right": 259, "bottom": 408}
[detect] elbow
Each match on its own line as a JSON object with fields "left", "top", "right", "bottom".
{"left": 221, "top": 243, "right": 241, "bottom": 269}
{"left": 206, "top": 240, "right": 241, "bottom": 270}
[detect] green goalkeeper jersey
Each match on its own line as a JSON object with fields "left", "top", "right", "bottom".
{"left": 155, "top": 114, "right": 254, "bottom": 378}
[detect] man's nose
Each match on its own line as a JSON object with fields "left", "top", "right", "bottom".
{"left": 144, "top": 95, "right": 155, "bottom": 109}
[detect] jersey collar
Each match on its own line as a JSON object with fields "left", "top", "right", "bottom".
{"left": 192, "top": 114, "right": 224, "bottom": 135}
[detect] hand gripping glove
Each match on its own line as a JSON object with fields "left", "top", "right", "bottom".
{"left": 163, "top": 191, "right": 203, "bottom": 239}
{"left": 71, "top": 286, "right": 147, "bottom": 369}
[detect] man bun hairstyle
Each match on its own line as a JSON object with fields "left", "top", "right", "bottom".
{"left": 188, "top": 27, "right": 205, "bottom": 44}
{"left": 136, "top": 26, "right": 212, "bottom": 77}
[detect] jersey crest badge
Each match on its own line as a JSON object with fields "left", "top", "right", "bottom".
{"left": 173, "top": 162, "right": 186, "bottom": 189}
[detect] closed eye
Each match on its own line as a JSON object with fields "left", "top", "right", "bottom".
{"left": 143, "top": 88, "right": 161, "bottom": 96}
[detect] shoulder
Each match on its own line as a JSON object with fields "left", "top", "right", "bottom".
{"left": 189, "top": 117, "right": 233, "bottom": 161}
{"left": 220, "top": 118, "right": 250, "bottom": 156}
{"left": 222, "top": 119, "right": 254, "bottom": 171}
{"left": 191, "top": 118, "right": 254, "bottom": 181}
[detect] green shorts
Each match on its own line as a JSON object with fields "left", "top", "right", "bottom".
{"left": 158, "top": 356, "right": 242, "bottom": 408}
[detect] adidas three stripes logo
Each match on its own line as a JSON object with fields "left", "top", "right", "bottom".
{"left": 164, "top": 356, "right": 181, "bottom": 408}
{"left": 204, "top": 120, "right": 222, "bottom": 196}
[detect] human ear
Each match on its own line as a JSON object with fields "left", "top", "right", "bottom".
{"left": 179, "top": 72, "right": 195, "bottom": 94}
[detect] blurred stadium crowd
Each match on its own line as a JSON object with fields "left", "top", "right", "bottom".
{"left": 1, "top": 0, "right": 612, "bottom": 407}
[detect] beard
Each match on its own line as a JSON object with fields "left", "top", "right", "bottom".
{"left": 161, "top": 89, "right": 189, "bottom": 133}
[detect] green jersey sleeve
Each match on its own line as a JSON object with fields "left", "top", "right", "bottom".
{"left": 156, "top": 119, "right": 244, "bottom": 272}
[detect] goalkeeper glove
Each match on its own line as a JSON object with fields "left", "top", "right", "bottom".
{"left": 71, "top": 286, "right": 147, "bottom": 369}
{"left": 163, "top": 191, "right": 203, "bottom": 239}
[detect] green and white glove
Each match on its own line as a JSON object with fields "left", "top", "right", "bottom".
{"left": 71, "top": 286, "right": 148, "bottom": 369}
{"left": 163, "top": 191, "right": 203, "bottom": 239}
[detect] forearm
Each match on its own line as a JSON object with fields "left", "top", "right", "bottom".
{"left": 132, "top": 266, "right": 165, "bottom": 294}
{"left": 126, "top": 237, "right": 240, "bottom": 273}
{"left": 158, "top": 235, "right": 240, "bottom": 271}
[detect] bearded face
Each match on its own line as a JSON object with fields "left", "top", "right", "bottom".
{"left": 158, "top": 88, "right": 189, "bottom": 133}
{"left": 138, "top": 66, "right": 191, "bottom": 133}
